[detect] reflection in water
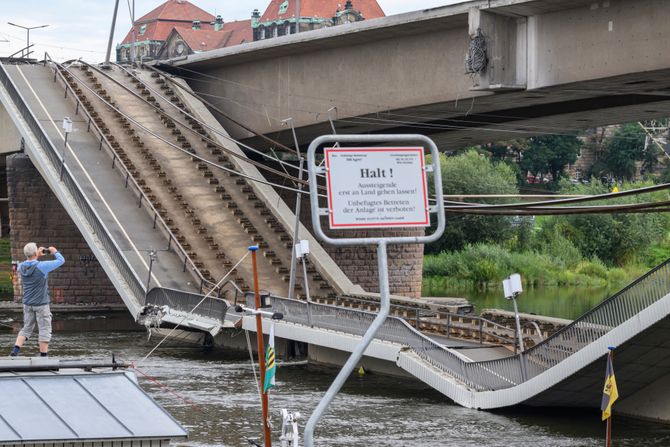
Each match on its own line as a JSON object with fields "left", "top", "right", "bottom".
{"left": 429, "top": 286, "right": 615, "bottom": 320}
{"left": 0, "top": 313, "right": 669, "bottom": 446}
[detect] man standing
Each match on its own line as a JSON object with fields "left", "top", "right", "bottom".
{"left": 10, "top": 243, "right": 65, "bottom": 357}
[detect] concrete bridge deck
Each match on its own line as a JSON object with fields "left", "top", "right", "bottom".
{"left": 162, "top": 0, "right": 670, "bottom": 153}
{"left": 2, "top": 0, "right": 670, "bottom": 419}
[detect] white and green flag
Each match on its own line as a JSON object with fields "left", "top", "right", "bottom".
{"left": 263, "top": 321, "right": 276, "bottom": 393}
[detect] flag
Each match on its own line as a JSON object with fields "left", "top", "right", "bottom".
{"left": 601, "top": 351, "right": 619, "bottom": 421}
{"left": 263, "top": 321, "right": 276, "bottom": 393}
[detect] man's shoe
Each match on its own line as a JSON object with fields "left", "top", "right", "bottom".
{"left": 10, "top": 346, "right": 19, "bottom": 357}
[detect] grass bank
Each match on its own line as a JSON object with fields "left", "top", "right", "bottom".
{"left": 423, "top": 243, "right": 648, "bottom": 294}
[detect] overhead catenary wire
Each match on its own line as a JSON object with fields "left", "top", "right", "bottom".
{"left": 433, "top": 182, "right": 670, "bottom": 210}
{"left": 56, "top": 62, "right": 670, "bottom": 217}
{"left": 147, "top": 64, "right": 301, "bottom": 156}
{"left": 57, "top": 62, "right": 315, "bottom": 198}
{"left": 133, "top": 251, "right": 250, "bottom": 368}
{"left": 79, "top": 61, "right": 312, "bottom": 188}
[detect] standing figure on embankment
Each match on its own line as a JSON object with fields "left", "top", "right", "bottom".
{"left": 10, "top": 243, "right": 65, "bottom": 357}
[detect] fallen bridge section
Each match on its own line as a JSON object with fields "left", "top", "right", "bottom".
{"left": 0, "top": 60, "right": 228, "bottom": 333}
{"left": 235, "top": 260, "right": 670, "bottom": 420}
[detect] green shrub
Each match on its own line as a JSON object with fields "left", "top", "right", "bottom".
{"left": 575, "top": 259, "right": 608, "bottom": 279}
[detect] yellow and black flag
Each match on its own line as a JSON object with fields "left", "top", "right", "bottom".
{"left": 601, "top": 350, "right": 619, "bottom": 421}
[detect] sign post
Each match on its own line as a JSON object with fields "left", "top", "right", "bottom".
{"left": 303, "top": 135, "right": 445, "bottom": 447}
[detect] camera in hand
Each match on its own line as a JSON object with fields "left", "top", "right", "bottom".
{"left": 41, "top": 248, "right": 49, "bottom": 255}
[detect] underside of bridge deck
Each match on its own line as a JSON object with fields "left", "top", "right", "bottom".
{"left": 159, "top": 0, "right": 670, "bottom": 152}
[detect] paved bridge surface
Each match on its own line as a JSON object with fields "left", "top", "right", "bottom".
{"left": 2, "top": 55, "right": 670, "bottom": 421}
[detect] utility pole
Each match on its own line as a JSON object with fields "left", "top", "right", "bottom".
{"left": 104, "top": 0, "right": 121, "bottom": 67}
{"left": 7, "top": 22, "right": 48, "bottom": 58}
{"left": 295, "top": 0, "right": 300, "bottom": 33}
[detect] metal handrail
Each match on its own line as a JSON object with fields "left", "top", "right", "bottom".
{"left": 0, "top": 58, "right": 146, "bottom": 308}
{"left": 267, "top": 259, "right": 670, "bottom": 391}
{"left": 48, "top": 57, "right": 228, "bottom": 296}
{"left": 335, "top": 293, "right": 514, "bottom": 345}
{"left": 0, "top": 56, "right": 232, "bottom": 324}
{"left": 146, "top": 287, "right": 228, "bottom": 323}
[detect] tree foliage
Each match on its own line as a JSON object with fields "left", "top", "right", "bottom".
{"left": 535, "top": 180, "right": 670, "bottom": 265}
{"left": 601, "top": 124, "right": 647, "bottom": 181}
{"left": 519, "top": 135, "right": 582, "bottom": 183}
{"left": 426, "top": 151, "right": 525, "bottom": 254}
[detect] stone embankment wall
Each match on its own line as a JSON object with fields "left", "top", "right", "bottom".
{"left": 323, "top": 228, "right": 424, "bottom": 298}
{"left": 7, "top": 154, "right": 121, "bottom": 305}
{"left": 481, "top": 309, "right": 571, "bottom": 340}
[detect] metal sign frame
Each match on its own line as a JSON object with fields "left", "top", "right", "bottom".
{"left": 304, "top": 134, "right": 445, "bottom": 446}
{"left": 323, "top": 146, "right": 431, "bottom": 229}
{"left": 308, "top": 134, "right": 445, "bottom": 246}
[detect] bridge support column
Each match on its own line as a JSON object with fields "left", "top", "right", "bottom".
{"left": 324, "top": 228, "right": 425, "bottom": 298}
{"left": 468, "top": 7, "right": 527, "bottom": 90}
{"left": 7, "top": 154, "right": 122, "bottom": 307}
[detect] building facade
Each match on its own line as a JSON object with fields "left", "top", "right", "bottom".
{"left": 116, "top": 0, "right": 215, "bottom": 64}
{"left": 157, "top": 20, "right": 252, "bottom": 60}
{"left": 252, "top": 0, "right": 385, "bottom": 41}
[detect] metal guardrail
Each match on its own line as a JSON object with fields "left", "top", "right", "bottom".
{"left": 0, "top": 57, "right": 232, "bottom": 324}
{"left": 268, "top": 258, "right": 670, "bottom": 391}
{"left": 146, "top": 287, "right": 229, "bottom": 323}
{"left": 334, "top": 294, "right": 514, "bottom": 345}
{"left": 48, "top": 58, "right": 222, "bottom": 296}
{"left": 0, "top": 59, "right": 146, "bottom": 306}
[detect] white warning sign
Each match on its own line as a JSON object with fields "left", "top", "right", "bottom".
{"left": 325, "top": 147, "right": 430, "bottom": 230}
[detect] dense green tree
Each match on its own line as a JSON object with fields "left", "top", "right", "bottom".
{"left": 601, "top": 124, "right": 647, "bottom": 181}
{"left": 536, "top": 180, "right": 670, "bottom": 265}
{"left": 519, "top": 135, "right": 582, "bottom": 183}
{"left": 426, "top": 151, "right": 526, "bottom": 254}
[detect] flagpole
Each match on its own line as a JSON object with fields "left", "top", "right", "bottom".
{"left": 606, "top": 415, "right": 611, "bottom": 447}
{"left": 250, "top": 245, "right": 272, "bottom": 447}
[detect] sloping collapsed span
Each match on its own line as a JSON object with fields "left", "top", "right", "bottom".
{"left": 2, "top": 60, "right": 670, "bottom": 418}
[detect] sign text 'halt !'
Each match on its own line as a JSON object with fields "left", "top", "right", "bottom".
{"left": 325, "top": 148, "right": 430, "bottom": 230}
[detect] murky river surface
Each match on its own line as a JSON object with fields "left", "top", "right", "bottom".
{"left": 1, "top": 312, "right": 670, "bottom": 446}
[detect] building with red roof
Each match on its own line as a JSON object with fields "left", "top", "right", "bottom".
{"left": 252, "top": 0, "right": 385, "bottom": 41}
{"left": 157, "top": 20, "right": 252, "bottom": 60}
{"left": 116, "top": 0, "right": 216, "bottom": 63}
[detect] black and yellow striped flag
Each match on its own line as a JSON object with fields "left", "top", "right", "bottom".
{"left": 601, "top": 350, "right": 618, "bottom": 421}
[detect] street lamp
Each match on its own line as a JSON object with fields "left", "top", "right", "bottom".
{"left": 7, "top": 22, "right": 49, "bottom": 58}
{"left": 503, "top": 273, "right": 524, "bottom": 353}
{"left": 503, "top": 273, "right": 528, "bottom": 381}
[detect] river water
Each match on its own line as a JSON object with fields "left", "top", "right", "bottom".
{"left": 1, "top": 312, "right": 669, "bottom": 446}
{"left": 423, "top": 281, "right": 618, "bottom": 320}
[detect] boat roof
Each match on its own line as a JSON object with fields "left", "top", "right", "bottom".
{"left": 0, "top": 359, "right": 187, "bottom": 444}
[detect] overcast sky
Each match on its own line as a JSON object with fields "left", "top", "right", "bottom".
{"left": 0, "top": 0, "right": 464, "bottom": 62}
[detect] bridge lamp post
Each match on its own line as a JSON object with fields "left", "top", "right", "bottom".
{"left": 503, "top": 273, "right": 528, "bottom": 381}
{"left": 146, "top": 249, "right": 158, "bottom": 293}
{"left": 503, "top": 273, "right": 525, "bottom": 353}
{"left": 7, "top": 22, "right": 48, "bottom": 58}
{"left": 60, "top": 117, "right": 72, "bottom": 180}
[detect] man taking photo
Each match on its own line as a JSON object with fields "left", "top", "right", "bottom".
{"left": 10, "top": 243, "right": 65, "bottom": 357}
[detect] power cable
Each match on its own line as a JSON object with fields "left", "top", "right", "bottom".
{"left": 80, "top": 61, "right": 310, "bottom": 188}
{"left": 57, "top": 62, "right": 314, "bottom": 197}
{"left": 148, "top": 65, "right": 301, "bottom": 156}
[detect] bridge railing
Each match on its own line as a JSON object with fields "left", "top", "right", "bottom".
{"left": 268, "top": 296, "right": 502, "bottom": 389}
{"left": 0, "top": 59, "right": 230, "bottom": 324}
{"left": 479, "top": 258, "right": 670, "bottom": 382}
{"left": 146, "top": 288, "right": 229, "bottom": 323}
{"left": 48, "top": 58, "right": 223, "bottom": 297}
{"left": 270, "top": 258, "right": 670, "bottom": 391}
{"left": 0, "top": 60, "right": 147, "bottom": 307}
